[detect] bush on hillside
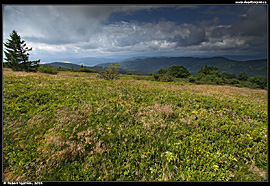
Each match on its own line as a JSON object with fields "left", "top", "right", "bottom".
{"left": 167, "top": 66, "right": 191, "bottom": 78}
{"left": 194, "top": 65, "right": 267, "bottom": 90}
{"left": 247, "top": 76, "right": 267, "bottom": 89}
{"left": 79, "top": 67, "right": 97, "bottom": 73}
{"left": 38, "top": 66, "right": 58, "bottom": 75}
{"left": 154, "top": 66, "right": 191, "bottom": 82}
{"left": 189, "top": 76, "right": 196, "bottom": 83}
{"left": 237, "top": 73, "right": 249, "bottom": 81}
{"left": 98, "top": 63, "right": 120, "bottom": 80}
{"left": 159, "top": 73, "right": 174, "bottom": 82}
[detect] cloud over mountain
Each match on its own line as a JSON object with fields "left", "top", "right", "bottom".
{"left": 3, "top": 5, "right": 267, "bottom": 61}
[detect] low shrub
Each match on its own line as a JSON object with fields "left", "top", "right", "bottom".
{"left": 98, "top": 63, "right": 120, "bottom": 80}
{"left": 38, "top": 66, "right": 58, "bottom": 75}
{"left": 159, "top": 73, "right": 174, "bottom": 82}
{"left": 189, "top": 76, "right": 196, "bottom": 83}
{"left": 79, "top": 67, "right": 97, "bottom": 73}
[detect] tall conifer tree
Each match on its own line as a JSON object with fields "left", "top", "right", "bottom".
{"left": 4, "top": 30, "right": 40, "bottom": 72}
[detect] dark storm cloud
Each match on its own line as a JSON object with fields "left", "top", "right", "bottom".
{"left": 4, "top": 6, "right": 96, "bottom": 45}
{"left": 3, "top": 5, "right": 155, "bottom": 45}
{"left": 169, "top": 24, "right": 207, "bottom": 46}
{"left": 230, "top": 6, "right": 267, "bottom": 37}
{"left": 207, "top": 6, "right": 267, "bottom": 55}
{"left": 3, "top": 5, "right": 267, "bottom": 60}
{"left": 95, "top": 20, "right": 209, "bottom": 50}
{"left": 209, "top": 6, "right": 266, "bottom": 38}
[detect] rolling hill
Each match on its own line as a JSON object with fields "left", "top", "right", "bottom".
{"left": 42, "top": 56, "right": 267, "bottom": 77}
{"left": 41, "top": 62, "right": 128, "bottom": 74}
{"left": 115, "top": 57, "right": 267, "bottom": 77}
{"left": 41, "top": 62, "right": 82, "bottom": 70}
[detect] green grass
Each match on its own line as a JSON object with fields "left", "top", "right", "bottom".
{"left": 3, "top": 68, "right": 267, "bottom": 181}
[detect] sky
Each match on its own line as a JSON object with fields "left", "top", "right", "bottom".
{"left": 3, "top": 5, "right": 268, "bottom": 62}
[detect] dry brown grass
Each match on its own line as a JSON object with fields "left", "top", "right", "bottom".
{"left": 3, "top": 68, "right": 44, "bottom": 77}
{"left": 248, "top": 164, "right": 267, "bottom": 180}
{"left": 186, "top": 84, "right": 266, "bottom": 97}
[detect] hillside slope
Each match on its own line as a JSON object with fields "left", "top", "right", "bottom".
{"left": 117, "top": 57, "right": 267, "bottom": 77}
{"left": 3, "top": 69, "right": 267, "bottom": 181}
{"left": 41, "top": 62, "right": 128, "bottom": 74}
{"left": 42, "top": 62, "right": 82, "bottom": 70}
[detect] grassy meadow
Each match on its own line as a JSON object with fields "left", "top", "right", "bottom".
{"left": 3, "top": 68, "right": 268, "bottom": 181}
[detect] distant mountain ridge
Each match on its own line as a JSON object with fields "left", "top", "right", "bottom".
{"left": 41, "top": 62, "right": 82, "bottom": 70}
{"left": 40, "top": 62, "right": 128, "bottom": 74}
{"left": 67, "top": 57, "right": 117, "bottom": 66}
{"left": 114, "top": 57, "right": 267, "bottom": 77}
{"left": 42, "top": 56, "right": 267, "bottom": 77}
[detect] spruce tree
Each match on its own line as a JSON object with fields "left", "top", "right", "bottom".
{"left": 4, "top": 30, "right": 40, "bottom": 72}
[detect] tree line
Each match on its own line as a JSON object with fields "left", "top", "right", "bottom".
{"left": 153, "top": 65, "right": 267, "bottom": 90}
